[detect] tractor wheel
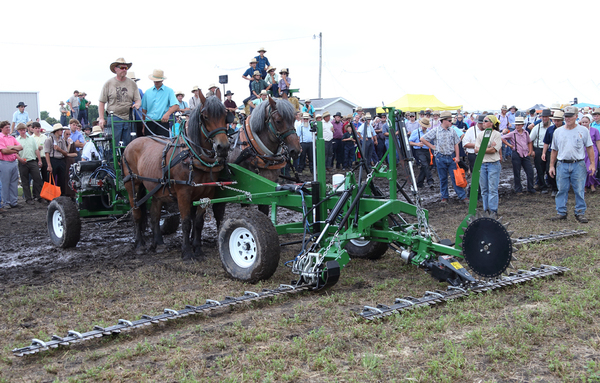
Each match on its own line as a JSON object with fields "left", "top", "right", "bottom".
{"left": 47, "top": 197, "right": 81, "bottom": 248}
{"left": 345, "top": 239, "right": 388, "bottom": 260}
{"left": 219, "top": 209, "right": 280, "bottom": 283}
{"left": 160, "top": 214, "right": 180, "bottom": 235}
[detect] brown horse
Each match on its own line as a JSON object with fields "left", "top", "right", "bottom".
{"left": 122, "top": 92, "right": 230, "bottom": 261}
{"left": 214, "top": 97, "right": 300, "bottom": 216}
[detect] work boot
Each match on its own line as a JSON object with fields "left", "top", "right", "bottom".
{"left": 550, "top": 214, "right": 567, "bottom": 221}
{"left": 575, "top": 214, "right": 589, "bottom": 223}
{"left": 551, "top": 191, "right": 557, "bottom": 197}
{"left": 541, "top": 189, "right": 549, "bottom": 194}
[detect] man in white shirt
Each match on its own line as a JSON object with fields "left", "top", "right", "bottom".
{"left": 321, "top": 112, "right": 334, "bottom": 170}
{"left": 462, "top": 115, "right": 485, "bottom": 173}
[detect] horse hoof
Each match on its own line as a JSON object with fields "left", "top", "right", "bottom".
{"left": 155, "top": 244, "right": 167, "bottom": 254}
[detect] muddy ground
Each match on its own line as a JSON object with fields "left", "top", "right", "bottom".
{"left": 1, "top": 162, "right": 599, "bottom": 382}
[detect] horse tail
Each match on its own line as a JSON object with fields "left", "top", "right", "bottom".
{"left": 137, "top": 184, "right": 148, "bottom": 233}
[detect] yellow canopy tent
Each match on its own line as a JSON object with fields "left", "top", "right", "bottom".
{"left": 376, "top": 94, "right": 462, "bottom": 113}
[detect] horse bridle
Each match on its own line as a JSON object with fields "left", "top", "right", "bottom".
{"left": 199, "top": 107, "right": 228, "bottom": 143}
{"left": 265, "top": 105, "right": 296, "bottom": 147}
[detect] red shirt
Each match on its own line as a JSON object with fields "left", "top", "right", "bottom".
{"left": 0, "top": 133, "right": 19, "bottom": 162}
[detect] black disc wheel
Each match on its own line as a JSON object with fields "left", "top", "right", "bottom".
{"left": 159, "top": 203, "right": 180, "bottom": 235}
{"left": 461, "top": 217, "right": 512, "bottom": 277}
{"left": 345, "top": 239, "right": 388, "bottom": 260}
{"left": 47, "top": 197, "right": 81, "bottom": 248}
{"left": 218, "top": 209, "right": 280, "bottom": 283}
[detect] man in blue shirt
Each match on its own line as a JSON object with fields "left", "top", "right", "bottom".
{"left": 142, "top": 69, "right": 179, "bottom": 137}
{"left": 356, "top": 113, "right": 378, "bottom": 172}
{"left": 68, "top": 119, "right": 86, "bottom": 161}
{"left": 242, "top": 59, "right": 259, "bottom": 96}
{"left": 254, "top": 48, "right": 270, "bottom": 79}
{"left": 541, "top": 110, "right": 564, "bottom": 196}
{"left": 12, "top": 102, "right": 31, "bottom": 135}
{"left": 302, "top": 100, "right": 315, "bottom": 118}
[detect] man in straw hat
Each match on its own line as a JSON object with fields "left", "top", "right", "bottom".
{"left": 409, "top": 117, "right": 434, "bottom": 188}
{"left": 141, "top": 69, "right": 179, "bottom": 137}
{"left": 0, "top": 120, "right": 23, "bottom": 210}
{"left": 264, "top": 66, "right": 279, "bottom": 97}
{"left": 99, "top": 58, "right": 141, "bottom": 146}
{"left": 254, "top": 47, "right": 270, "bottom": 79}
{"left": 420, "top": 111, "right": 469, "bottom": 204}
{"left": 501, "top": 116, "right": 535, "bottom": 194}
{"left": 548, "top": 106, "right": 595, "bottom": 223}
{"left": 356, "top": 112, "right": 378, "bottom": 172}
{"left": 189, "top": 86, "right": 202, "bottom": 110}
{"left": 44, "top": 123, "right": 72, "bottom": 196}
{"left": 242, "top": 58, "right": 259, "bottom": 95}
{"left": 541, "top": 109, "right": 565, "bottom": 196}
{"left": 175, "top": 91, "right": 190, "bottom": 113}
{"left": 206, "top": 84, "right": 219, "bottom": 98}
{"left": 278, "top": 68, "right": 291, "bottom": 100}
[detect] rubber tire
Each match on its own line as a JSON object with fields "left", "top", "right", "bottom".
{"left": 219, "top": 209, "right": 280, "bottom": 283}
{"left": 160, "top": 214, "right": 180, "bottom": 235}
{"left": 47, "top": 196, "right": 81, "bottom": 248}
{"left": 345, "top": 239, "right": 388, "bottom": 260}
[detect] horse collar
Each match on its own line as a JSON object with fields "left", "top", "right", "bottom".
{"left": 244, "top": 114, "right": 276, "bottom": 156}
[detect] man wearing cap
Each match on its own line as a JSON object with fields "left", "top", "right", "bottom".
{"left": 356, "top": 113, "right": 378, "bottom": 172}
{"left": 418, "top": 110, "right": 425, "bottom": 121}
{"left": 11, "top": 102, "right": 31, "bottom": 135}
{"left": 548, "top": 106, "right": 595, "bottom": 223}
{"left": 420, "top": 111, "right": 468, "bottom": 203}
{"left": 405, "top": 113, "right": 420, "bottom": 134}
{"left": 142, "top": 69, "right": 179, "bottom": 137}
{"left": 254, "top": 48, "right": 270, "bottom": 79}
{"left": 530, "top": 109, "right": 552, "bottom": 192}
{"left": 249, "top": 90, "right": 268, "bottom": 114}
{"left": 67, "top": 91, "right": 80, "bottom": 123}
{"left": 0, "top": 121, "right": 23, "bottom": 210}
{"left": 81, "top": 126, "right": 104, "bottom": 161}
{"left": 332, "top": 112, "right": 345, "bottom": 169}
{"left": 409, "top": 117, "right": 434, "bottom": 188}
{"left": 302, "top": 100, "right": 315, "bottom": 118}
{"left": 15, "top": 123, "right": 43, "bottom": 204}
{"left": 242, "top": 58, "right": 259, "bottom": 96}
{"left": 542, "top": 110, "right": 565, "bottom": 196}
{"left": 501, "top": 117, "right": 535, "bottom": 194}
{"left": 524, "top": 108, "right": 537, "bottom": 131}
{"left": 295, "top": 112, "right": 313, "bottom": 174}
{"left": 99, "top": 58, "right": 141, "bottom": 145}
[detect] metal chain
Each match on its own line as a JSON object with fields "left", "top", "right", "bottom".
{"left": 222, "top": 184, "right": 253, "bottom": 202}
{"left": 105, "top": 209, "right": 132, "bottom": 228}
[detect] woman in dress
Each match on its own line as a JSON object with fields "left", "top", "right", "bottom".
{"left": 475, "top": 115, "right": 503, "bottom": 218}
{"left": 579, "top": 116, "right": 600, "bottom": 192}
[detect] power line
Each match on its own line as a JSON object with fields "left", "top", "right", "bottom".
{"left": 0, "top": 35, "right": 312, "bottom": 50}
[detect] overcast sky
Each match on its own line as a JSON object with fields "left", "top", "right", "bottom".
{"left": 3, "top": 0, "right": 599, "bottom": 118}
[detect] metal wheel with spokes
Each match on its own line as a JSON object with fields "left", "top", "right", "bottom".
{"left": 345, "top": 238, "right": 388, "bottom": 260}
{"left": 219, "top": 209, "right": 280, "bottom": 283}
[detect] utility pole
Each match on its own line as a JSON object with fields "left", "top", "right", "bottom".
{"left": 318, "top": 32, "right": 322, "bottom": 98}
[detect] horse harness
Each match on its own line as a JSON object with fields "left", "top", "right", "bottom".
{"left": 123, "top": 126, "right": 226, "bottom": 208}
{"left": 233, "top": 106, "right": 296, "bottom": 171}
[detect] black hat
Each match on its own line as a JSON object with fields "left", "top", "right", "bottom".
{"left": 225, "top": 90, "right": 234, "bottom": 96}
{"left": 529, "top": 108, "right": 536, "bottom": 113}
{"left": 419, "top": 110, "right": 425, "bottom": 115}
{"left": 541, "top": 109, "right": 552, "bottom": 117}
{"left": 16, "top": 101, "right": 27, "bottom": 108}
{"left": 334, "top": 112, "right": 342, "bottom": 118}
{"left": 83, "top": 125, "right": 92, "bottom": 131}
{"left": 477, "top": 114, "right": 485, "bottom": 123}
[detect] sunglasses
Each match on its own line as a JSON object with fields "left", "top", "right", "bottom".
{"left": 117, "top": 66, "right": 129, "bottom": 70}
{"left": 483, "top": 120, "right": 490, "bottom": 122}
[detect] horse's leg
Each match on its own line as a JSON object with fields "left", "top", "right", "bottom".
{"left": 192, "top": 206, "right": 206, "bottom": 259}
{"left": 177, "top": 191, "right": 195, "bottom": 261}
{"left": 149, "top": 198, "right": 165, "bottom": 252}
{"left": 129, "top": 181, "right": 146, "bottom": 253}
{"left": 212, "top": 202, "right": 226, "bottom": 232}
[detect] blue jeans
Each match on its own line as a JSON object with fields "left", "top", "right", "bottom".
{"left": 107, "top": 115, "right": 133, "bottom": 146}
{"left": 479, "top": 161, "right": 501, "bottom": 212}
{"left": 555, "top": 160, "right": 587, "bottom": 216}
{"left": 78, "top": 109, "right": 89, "bottom": 126}
{"left": 435, "top": 153, "right": 467, "bottom": 200}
